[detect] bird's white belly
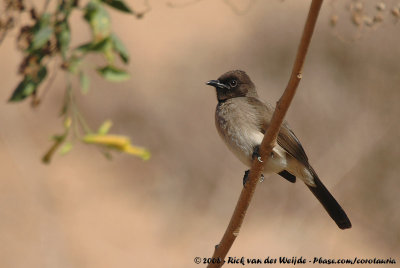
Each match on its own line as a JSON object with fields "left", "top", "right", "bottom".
{"left": 217, "top": 122, "right": 288, "bottom": 173}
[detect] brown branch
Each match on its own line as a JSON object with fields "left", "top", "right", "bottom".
{"left": 207, "top": 1, "right": 324, "bottom": 267}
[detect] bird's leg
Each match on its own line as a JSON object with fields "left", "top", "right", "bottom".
{"left": 243, "top": 170, "right": 265, "bottom": 186}
{"left": 243, "top": 170, "right": 250, "bottom": 186}
{"left": 252, "top": 145, "right": 263, "bottom": 163}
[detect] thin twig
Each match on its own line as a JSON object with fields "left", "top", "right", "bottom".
{"left": 207, "top": 1, "right": 323, "bottom": 267}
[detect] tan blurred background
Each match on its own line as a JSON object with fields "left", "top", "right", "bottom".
{"left": 1, "top": 0, "right": 399, "bottom": 267}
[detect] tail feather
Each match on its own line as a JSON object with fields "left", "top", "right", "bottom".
{"left": 307, "top": 169, "right": 352, "bottom": 229}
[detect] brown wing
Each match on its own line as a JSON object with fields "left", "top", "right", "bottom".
{"left": 277, "top": 122, "right": 309, "bottom": 167}
{"left": 245, "top": 97, "right": 309, "bottom": 167}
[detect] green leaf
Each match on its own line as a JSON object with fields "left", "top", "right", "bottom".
{"left": 100, "top": 0, "right": 133, "bottom": 14}
{"left": 9, "top": 78, "right": 37, "bottom": 102}
{"left": 98, "top": 120, "right": 113, "bottom": 134}
{"left": 84, "top": 1, "right": 111, "bottom": 40}
{"left": 79, "top": 72, "right": 90, "bottom": 94}
{"left": 92, "top": 37, "right": 112, "bottom": 52}
{"left": 59, "top": 141, "right": 73, "bottom": 155}
{"left": 9, "top": 65, "right": 47, "bottom": 102}
{"left": 31, "top": 26, "right": 53, "bottom": 51}
{"left": 35, "top": 65, "right": 48, "bottom": 84}
{"left": 75, "top": 42, "right": 94, "bottom": 53}
{"left": 56, "top": 21, "right": 70, "bottom": 59}
{"left": 28, "top": 14, "right": 53, "bottom": 52}
{"left": 75, "top": 37, "right": 112, "bottom": 57}
{"left": 111, "top": 33, "right": 129, "bottom": 63}
{"left": 66, "top": 56, "right": 82, "bottom": 74}
{"left": 90, "top": 37, "right": 114, "bottom": 63}
{"left": 97, "top": 65, "right": 130, "bottom": 82}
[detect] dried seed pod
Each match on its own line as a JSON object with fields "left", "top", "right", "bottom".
{"left": 376, "top": 2, "right": 386, "bottom": 11}
{"left": 330, "top": 15, "right": 338, "bottom": 27}
{"left": 351, "top": 13, "right": 363, "bottom": 26}
{"left": 392, "top": 7, "right": 400, "bottom": 18}
{"left": 373, "top": 14, "right": 383, "bottom": 23}
{"left": 363, "top": 16, "right": 374, "bottom": 27}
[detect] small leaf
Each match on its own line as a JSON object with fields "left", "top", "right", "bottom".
{"left": 42, "top": 134, "right": 67, "bottom": 164}
{"left": 66, "top": 56, "right": 82, "bottom": 74}
{"left": 56, "top": 21, "right": 70, "bottom": 59}
{"left": 97, "top": 65, "right": 130, "bottom": 82}
{"left": 31, "top": 26, "right": 53, "bottom": 50}
{"left": 9, "top": 78, "right": 37, "bottom": 102}
{"left": 111, "top": 33, "right": 129, "bottom": 63}
{"left": 9, "top": 65, "right": 47, "bottom": 102}
{"left": 123, "top": 144, "right": 151, "bottom": 160}
{"left": 84, "top": 2, "right": 111, "bottom": 40}
{"left": 59, "top": 142, "right": 73, "bottom": 155}
{"left": 92, "top": 37, "right": 112, "bottom": 52}
{"left": 28, "top": 13, "right": 53, "bottom": 51}
{"left": 42, "top": 140, "right": 62, "bottom": 164}
{"left": 83, "top": 134, "right": 130, "bottom": 148}
{"left": 75, "top": 42, "right": 94, "bottom": 53}
{"left": 79, "top": 72, "right": 90, "bottom": 94}
{"left": 75, "top": 37, "right": 112, "bottom": 56}
{"left": 64, "top": 117, "right": 72, "bottom": 129}
{"left": 98, "top": 120, "right": 113, "bottom": 134}
{"left": 83, "top": 133, "right": 150, "bottom": 160}
{"left": 100, "top": 0, "right": 133, "bottom": 14}
{"left": 35, "top": 65, "right": 48, "bottom": 84}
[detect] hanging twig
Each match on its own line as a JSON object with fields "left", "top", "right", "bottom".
{"left": 207, "top": 1, "right": 324, "bottom": 267}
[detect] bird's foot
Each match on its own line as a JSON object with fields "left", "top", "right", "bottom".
{"left": 252, "top": 145, "right": 263, "bottom": 163}
{"left": 243, "top": 170, "right": 250, "bottom": 186}
{"left": 243, "top": 170, "right": 265, "bottom": 186}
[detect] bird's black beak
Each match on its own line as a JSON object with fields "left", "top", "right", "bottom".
{"left": 206, "top": 80, "right": 229, "bottom": 89}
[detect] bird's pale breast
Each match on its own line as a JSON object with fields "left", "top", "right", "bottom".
{"left": 215, "top": 98, "right": 287, "bottom": 173}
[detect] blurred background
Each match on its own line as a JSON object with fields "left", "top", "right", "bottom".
{"left": 1, "top": 0, "right": 399, "bottom": 267}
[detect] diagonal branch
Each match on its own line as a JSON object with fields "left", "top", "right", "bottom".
{"left": 207, "top": 1, "right": 324, "bottom": 267}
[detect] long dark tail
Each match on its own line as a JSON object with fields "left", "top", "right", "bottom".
{"left": 307, "top": 168, "right": 352, "bottom": 229}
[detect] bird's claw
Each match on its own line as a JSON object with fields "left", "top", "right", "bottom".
{"left": 252, "top": 145, "right": 263, "bottom": 162}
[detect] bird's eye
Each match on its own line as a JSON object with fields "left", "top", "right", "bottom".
{"left": 229, "top": 80, "right": 237, "bottom": 88}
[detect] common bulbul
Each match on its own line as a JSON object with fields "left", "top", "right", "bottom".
{"left": 206, "top": 70, "right": 351, "bottom": 230}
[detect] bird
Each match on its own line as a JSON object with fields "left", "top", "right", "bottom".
{"left": 206, "top": 70, "right": 351, "bottom": 230}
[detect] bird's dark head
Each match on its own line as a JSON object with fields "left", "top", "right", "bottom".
{"left": 206, "top": 70, "right": 257, "bottom": 102}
